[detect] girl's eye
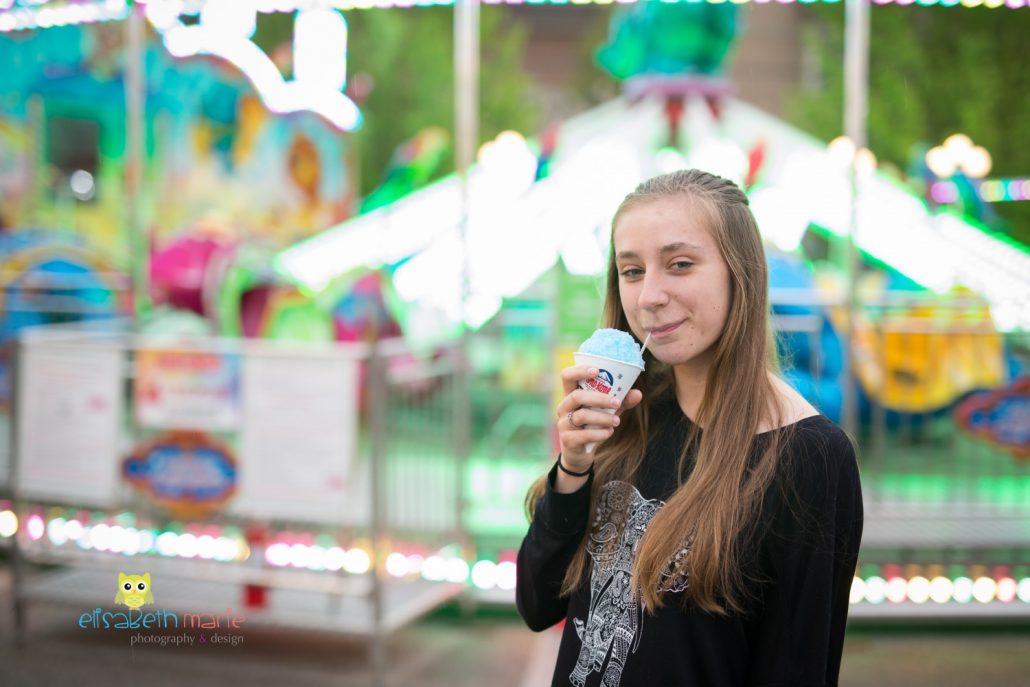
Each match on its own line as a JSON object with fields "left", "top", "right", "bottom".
{"left": 619, "top": 268, "right": 643, "bottom": 278}
{"left": 672, "top": 261, "right": 693, "bottom": 270}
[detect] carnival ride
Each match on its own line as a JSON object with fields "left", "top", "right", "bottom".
{"left": 0, "top": 231, "right": 126, "bottom": 404}
{"left": 2, "top": 1, "right": 1029, "bottom": 636}
{"left": 277, "top": 92, "right": 1027, "bottom": 413}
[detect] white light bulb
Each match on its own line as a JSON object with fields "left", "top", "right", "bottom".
{"left": 926, "top": 146, "right": 957, "bottom": 178}
{"left": 944, "top": 133, "right": 973, "bottom": 155}
{"left": 962, "top": 146, "right": 992, "bottom": 178}
{"left": 471, "top": 560, "right": 498, "bottom": 590}
{"left": 827, "top": 136, "right": 856, "bottom": 168}
{"left": 849, "top": 577, "right": 864, "bottom": 604}
{"left": 855, "top": 148, "right": 878, "bottom": 178}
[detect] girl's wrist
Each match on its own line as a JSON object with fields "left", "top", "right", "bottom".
{"left": 557, "top": 455, "right": 593, "bottom": 478}
{"left": 552, "top": 454, "right": 592, "bottom": 494}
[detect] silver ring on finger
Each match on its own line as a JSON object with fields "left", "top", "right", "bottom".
{"left": 568, "top": 410, "right": 581, "bottom": 429}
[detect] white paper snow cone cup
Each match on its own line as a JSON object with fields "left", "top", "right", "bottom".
{"left": 573, "top": 351, "right": 644, "bottom": 454}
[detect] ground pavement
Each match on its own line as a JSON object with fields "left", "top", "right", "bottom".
{"left": 2, "top": 563, "right": 1029, "bottom": 687}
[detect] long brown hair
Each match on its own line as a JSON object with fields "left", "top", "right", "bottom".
{"left": 526, "top": 169, "right": 792, "bottom": 615}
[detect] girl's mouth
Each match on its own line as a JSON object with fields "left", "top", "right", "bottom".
{"left": 650, "top": 320, "right": 683, "bottom": 338}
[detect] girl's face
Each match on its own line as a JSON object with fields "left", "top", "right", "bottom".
{"left": 613, "top": 196, "right": 732, "bottom": 373}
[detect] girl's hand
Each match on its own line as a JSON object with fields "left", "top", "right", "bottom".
{"left": 555, "top": 364, "right": 643, "bottom": 475}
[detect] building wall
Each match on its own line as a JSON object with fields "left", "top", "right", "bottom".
{"left": 728, "top": 5, "right": 805, "bottom": 117}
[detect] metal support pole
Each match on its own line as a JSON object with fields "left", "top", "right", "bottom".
{"left": 841, "top": 0, "right": 869, "bottom": 439}
{"left": 453, "top": 0, "right": 478, "bottom": 560}
{"left": 125, "top": 3, "right": 148, "bottom": 329}
{"left": 27, "top": 95, "right": 43, "bottom": 227}
{"left": 9, "top": 338, "right": 26, "bottom": 647}
{"left": 455, "top": 0, "right": 479, "bottom": 180}
{"left": 367, "top": 343, "right": 387, "bottom": 687}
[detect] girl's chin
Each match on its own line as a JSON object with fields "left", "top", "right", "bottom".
{"left": 647, "top": 345, "right": 698, "bottom": 369}
{"left": 646, "top": 349, "right": 676, "bottom": 366}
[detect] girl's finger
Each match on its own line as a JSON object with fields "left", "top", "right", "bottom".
{"left": 561, "top": 425, "right": 616, "bottom": 450}
{"left": 566, "top": 407, "right": 621, "bottom": 430}
{"left": 616, "top": 389, "right": 643, "bottom": 416}
{"left": 557, "top": 389, "right": 621, "bottom": 419}
{"left": 559, "top": 364, "right": 600, "bottom": 396}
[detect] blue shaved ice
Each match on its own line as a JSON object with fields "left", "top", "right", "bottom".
{"left": 579, "top": 328, "right": 645, "bottom": 368}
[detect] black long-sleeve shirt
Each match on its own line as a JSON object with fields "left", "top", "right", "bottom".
{"left": 516, "top": 393, "right": 864, "bottom": 687}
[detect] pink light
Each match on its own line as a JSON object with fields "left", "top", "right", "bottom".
{"left": 289, "top": 543, "right": 312, "bottom": 568}
{"left": 886, "top": 577, "right": 908, "bottom": 604}
{"left": 265, "top": 542, "right": 291, "bottom": 567}
{"left": 997, "top": 577, "right": 1018, "bottom": 603}
{"left": 930, "top": 181, "right": 958, "bottom": 204}
{"left": 497, "top": 549, "right": 519, "bottom": 564}
{"left": 26, "top": 514, "right": 45, "bottom": 541}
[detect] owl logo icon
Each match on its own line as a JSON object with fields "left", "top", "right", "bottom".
{"left": 115, "top": 572, "right": 154, "bottom": 610}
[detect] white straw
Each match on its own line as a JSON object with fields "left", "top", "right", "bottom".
{"left": 641, "top": 331, "right": 652, "bottom": 355}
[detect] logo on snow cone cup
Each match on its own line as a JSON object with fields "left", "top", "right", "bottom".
{"left": 573, "top": 352, "right": 643, "bottom": 402}
{"left": 572, "top": 351, "right": 645, "bottom": 454}
{"left": 585, "top": 369, "right": 615, "bottom": 395}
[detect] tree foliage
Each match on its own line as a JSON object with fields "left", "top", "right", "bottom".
{"left": 786, "top": 5, "right": 1030, "bottom": 245}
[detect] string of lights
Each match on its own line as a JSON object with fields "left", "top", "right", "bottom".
{"left": 5, "top": 506, "right": 1029, "bottom": 604}
{"left": 931, "top": 178, "right": 1030, "bottom": 204}
{"left": 3, "top": 0, "right": 1028, "bottom": 35}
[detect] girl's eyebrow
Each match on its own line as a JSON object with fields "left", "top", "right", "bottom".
{"left": 616, "top": 242, "right": 704, "bottom": 261}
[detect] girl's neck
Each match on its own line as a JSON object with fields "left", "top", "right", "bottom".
{"left": 672, "top": 363, "right": 709, "bottom": 425}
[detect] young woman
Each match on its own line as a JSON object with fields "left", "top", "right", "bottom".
{"left": 517, "top": 169, "right": 863, "bottom": 687}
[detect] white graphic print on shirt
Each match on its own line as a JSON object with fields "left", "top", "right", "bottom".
{"left": 569, "top": 481, "right": 691, "bottom": 687}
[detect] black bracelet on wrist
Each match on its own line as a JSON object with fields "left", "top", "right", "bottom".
{"left": 557, "top": 455, "right": 593, "bottom": 478}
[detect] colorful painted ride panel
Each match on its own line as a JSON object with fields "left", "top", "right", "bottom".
{"left": 123, "top": 431, "right": 238, "bottom": 518}
{"left": 0, "top": 22, "right": 354, "bottom": 263}
{"left": 955, "top": 377, "right": 1030, "bottom": 460}
{"left": 0, "top": 236, "right": 125, "bottom": 407}
{"left": 850, "top": 295, "right": 1004, "bottom": 413}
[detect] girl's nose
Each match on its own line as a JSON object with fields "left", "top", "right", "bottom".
{"left": 638, "top": 273, "right": 669, "bottom": 310}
